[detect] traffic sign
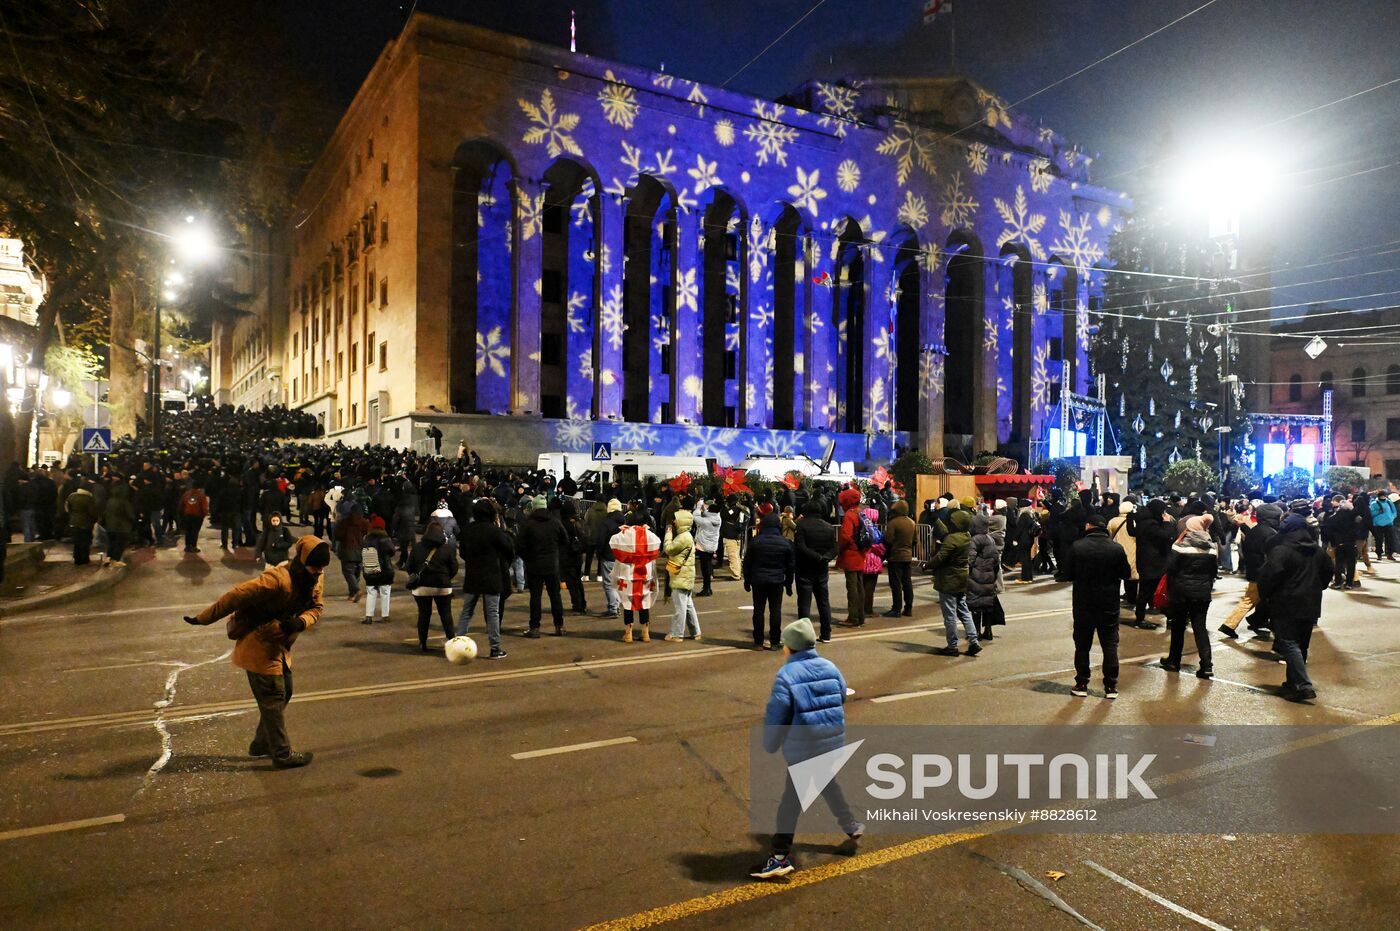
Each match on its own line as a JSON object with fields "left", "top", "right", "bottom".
{"left": 82, "top": 428, "right": 112, "bottom": 454}
{"left": 591, "top": 441, "right": 612, "bottom": 462}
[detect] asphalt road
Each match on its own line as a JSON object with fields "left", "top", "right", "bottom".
{"left": 2, "top": 526, "right": 1398, "bottom": 930}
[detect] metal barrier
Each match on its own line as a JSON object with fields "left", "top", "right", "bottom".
{"left": 916, "top": 525, "right": 936, "bottom": 566}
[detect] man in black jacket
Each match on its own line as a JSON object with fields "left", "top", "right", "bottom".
{"left": 592, "top": 499, "right": 625, "bottom": 618}
{"left": 1129, "top": 499, "right": 1173, "bottom": 629}
{"left": 1321, "top": 497, "right": 1364, "bottom": 590}
{"left": 458, "top": 498, "right": 515, "bottom": 659}
{"left": 793, "top": 502, "right": 838, "bottom": 642}
{"left": 743, "top": 514, "right": 796, "bottom": 649}
{"left": 515, "top": 495, "right": 571, "bottom": 636}
{"left": 1259, "top": 515, "right": 1334, "bottom": 702}
{"left": 1220, "top": 503, "right": 1281, "bottom": 638}
{"left": 1065, "top": 515, "right": 1132, "bottom": 699}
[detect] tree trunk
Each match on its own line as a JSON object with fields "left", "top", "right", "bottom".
{"left": 109, "top": 276, "right": 143, "bottom": 439}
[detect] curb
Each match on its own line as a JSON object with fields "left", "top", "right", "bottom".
{"left": 0, "top": 564, "right": 129, "bottom": 619}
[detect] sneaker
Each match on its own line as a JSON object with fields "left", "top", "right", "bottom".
{"left": 663, "top": 634, "right": 684, "bottom": 642}
{"left": 1104, "top": 687, "right": 1118, "bottom": 700}
{"left": 524, "top": 628, "right": 541, "bottom": 639}
{"left": 1218, "top": 625, "right": 1239, "bottom": 640}
{"left": 750, "top": 854, "right": 795, "bottom": 880}
{"left": 1071, "top": 685, "right": 1089, "bottom": 697}
{"left": 818, "top": 635, "right": 832, "bottom": 643}
{"left": 487, "top": 649, "right": 508, "bottom": 660}
{"left": 361, "top": 618, "right": 373, "bottom": 625}
{"left": 271, "top": 751, "right": 313, "bottom": 769}
{"left": 933, "top": 646, "right": 961, "bottom": 657}
{"left": 248, "top": 741, "right": 270, "bottom": 759}
{"left": 966, "top": 642, "right": 983, "bottom": 657}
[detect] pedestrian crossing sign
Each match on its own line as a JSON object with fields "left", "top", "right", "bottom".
{"left": 592, "top": 441, "right": 612, "bottom": 462}
{"left": 82, "top": 428, "right": 112, "bottom": 454}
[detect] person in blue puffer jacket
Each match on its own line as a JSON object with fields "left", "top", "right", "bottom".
{"left": 751, "top": 618, "right": 864, "bottom": 880}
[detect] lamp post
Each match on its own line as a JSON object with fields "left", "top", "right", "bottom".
{"left": 152, "top": 216, "right": 219, "bottom": 444}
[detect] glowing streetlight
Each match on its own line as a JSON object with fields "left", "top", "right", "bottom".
{"left": 51, "top": 387, "right": 72, "bottom": 408}
{"left": 170, "top": 216, "right": 218, "bottom": 264}
{"left": 1174, "top": 149, "right": 1279, "bottom": 239}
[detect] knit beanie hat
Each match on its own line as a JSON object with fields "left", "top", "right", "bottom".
{"left": 606, "top": 498, "right": 623, "bottom": 513}
{"left": 781, "top": 618, "right": 817, "bottom": 652}
{"left": 960, "top": 496, "right": 977, "bottom": 509}
{"left": 532, "top": 495, "right": 547, "bottom": 511}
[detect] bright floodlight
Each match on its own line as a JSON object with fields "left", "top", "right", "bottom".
{"left": 162, "top": 288, "right": 179, "bottom": 303}
{"left": 170, "top": 217, "right": 218, "bottom": 264}
{"left": 1176, "top": 149, "right": 1279, "bottom": 217}
{"left": 51, "top": 387, "right": 72, "bottom": 408}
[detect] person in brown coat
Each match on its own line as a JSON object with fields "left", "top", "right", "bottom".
{"left": 882, "top": 500, "right": 918, "bottom": 617}
{"left": 185, "top": 535, "right": 329, "bottom": 768}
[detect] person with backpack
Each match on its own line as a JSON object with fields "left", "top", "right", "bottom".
{"left": 179, "top": 481, "right": 209, "bottom": 553}
{"left": 1369, "top": 491, "right": 1397, "bottom": 560}
{"left": 836, "top": 487, "right": 870, "bottom": 628}
{"left": 1259, "top": 513, "right": 1334, "bottom": 702}
{"left": 406, "top": 519, "right": 459, "bottom": 652}
{"left": 256, "top": 512, "right": 296, "bottom": 567}
{"left": 333, "top": 503, "right": 371, "bottom": 602}
{"left": 860, "top": 506, "right": 885, "bottom": 618}
{"left": 360, "top": 515, "right": 397, "bottom": 624}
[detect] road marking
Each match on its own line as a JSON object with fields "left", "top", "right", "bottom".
{"left": 1083, "top": 860, "right": 1234, "bottom": 930}
{"left": 0, "top": 608, "right": 1070, "bottom": 740}
{"left": 63, "top": 660, "right": 182, "bottom": 674}
{"left": 581, "top": 831, "right": 990, "bottom": 930}
{"left": 511, "top": 736, "right": 637, "bottom": 760}
{"left": 0, "top": 814, "right": 126, "bottom": 843}
{"left": 870, "top": 688, "right": 956, "bottom": 704}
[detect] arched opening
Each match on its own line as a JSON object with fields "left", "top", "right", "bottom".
{"left": 892, "top": 232, "right": 923, "bottom": 434}
{"left": 943, "top": 233, "right": 981, "bottom": 442}
{"left": 702, "top": 191, "right": 744, "bottom": 427}
{"left": 622, "top": 176, "right": 677, "bottom": 424}
{"left": 1319, "top": 370, "right": 1334, "bottom": 392}
{"left": 1288, "top": 374, "right": 1302, "bottom": 402}
{"left": 1352, "top": 367, "right": 1367, "bottom": 397}
{"left": 834, "top": 219, "right": 867, "bottom": 435}
{"left": 769, "top": 206, "right": 806, "bottom": 430}
{"left": 449, "top": 141, "right": 515, "bottom": 415}
{"left": 1050, "top": 261, "right": 1078, "bottom": 393}
{"left": 541, "top": 159, "right": 599, "bottom": 420}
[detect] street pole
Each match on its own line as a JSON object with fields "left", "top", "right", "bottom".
{"left": 152, "top": 290, "right": 162, "bottom": 446}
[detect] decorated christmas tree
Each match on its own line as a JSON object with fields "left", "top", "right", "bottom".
{"left": 1092, "top": 214, "right": 1251, "bottom": 492}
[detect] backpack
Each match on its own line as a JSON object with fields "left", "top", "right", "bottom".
{"left": 361, "top": 540, "right": 382, "bottom": 576}
{"left": 855, "top": 512, "right": 876, "bottom": 551}
{"left": 182, "top": 491, "right": 203, "bottom": 517}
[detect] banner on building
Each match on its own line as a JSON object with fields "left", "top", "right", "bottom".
{"left": 923, "top": 0, "right": 953, "bottom": 24}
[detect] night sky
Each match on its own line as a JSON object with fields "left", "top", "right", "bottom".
{"left": 268, "top": 0, "right": 1399, "bottom": 320}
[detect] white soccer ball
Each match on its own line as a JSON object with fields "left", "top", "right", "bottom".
{"left": 444, "top": 636, "right": 478, "bottom": 665}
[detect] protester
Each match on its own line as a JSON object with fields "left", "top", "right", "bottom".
{"left": 744, "top": 512, "right": 796, "bottom": 650}
{"left": 793, "top": 501, "right": 837, "bottom": 643}
{"left": 692, "top": 499, "right": 721, "bottom": 597}
{"left": 930, "top": 509, "right": 978, "bottom": 657}
{"left": 334, "top": 504, "right": 370, "bottom": 603}
{"left": 1161, "top": 515, "right": 1219, "bottom": 679}
{"left": 1129, "top": 498, "right": 1173, "bottom": 629}
{"left": 1259, "top": 513, "right": 1334, "bottom": 702}
{"left": 611, "top": 514, "right": 661, "bottom": 643}
{"left": 360, "top": 515, "right": 397, "bottom": 624}
{"left": 457, "top": 498, "right": 514, "bottom": 659}
{"left": 183, "top": 535, "right": 328, "bottom": 769}
{"left": 664, "top": 507, "right": 701, "bottom": 642}
{"left": 516, "top": 495, "right": 570, "bottom": 636}
{"left": 836, "top": 487, "right": 869, "bottom": 627}
{"left": 883, "top": 500, "right": 917, "bottom": 618}
{"left": 1220, "top": 502, "right": 1281, "bottom": 639}
{"left": 406, "top": 519, "right": 459, "bottom": 652}
{"left": 1065, "top": 514, "right": 1132, "bottom": 698}
{"left": 967, "top": 512, "right": 1005, "bottom": 641}
{"left": 256, "top": 512, "right": 296, "bottom": 567}
{"left": 751, "top": 618, "right": 863, "bottom": 880}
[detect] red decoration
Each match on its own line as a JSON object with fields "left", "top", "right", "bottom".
{"left": 668, "top": 473, "right": 693, "bottom": 494}
{"left": 870, "top": 466, "right": 893, "bottom": 489}
{"left": 718, "top": 466, "right": 750, "bottom": 497}
{"left": 782, "top": 472, "right": 803, "bottom": 490}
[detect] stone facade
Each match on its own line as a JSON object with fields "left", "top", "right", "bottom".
{"left": 211, "top": 226, "right": 288, "bottom": 412}
{"left": 268, "top": 12, "right": 1127, "bottom": 465}
{"left": 1270, "top": 305, "right": 1400, "bottom": 482}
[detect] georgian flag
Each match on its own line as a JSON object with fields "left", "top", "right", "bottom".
{"left": 923, "top": 0, "right": 953, "bottom": 24}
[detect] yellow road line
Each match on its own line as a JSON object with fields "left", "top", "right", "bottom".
{"left": 582, "top": 831, "right": 991, "bottom": 931}
{"left": 0, "top": 814, "right": 126, "bottom": 843}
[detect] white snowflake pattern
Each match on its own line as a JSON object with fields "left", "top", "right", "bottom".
{"left": 570, "top": 179, "right": 596, "bottom": 228}
{"left": 1031, "top": 343, "right": 1052, "bottom": 413}
{"left": 920, "top": 352, "right": 943, "bottom": 400}
{"left": 994, "top": 185, "right": 1047, "bottom": 261}
{"left": 868, "top": 378, "right": 891, "bottom": 433}
{"left": 651, "top": 72, "right": 675, "bottom": 89}
{"left": 618, "top": 421, "right": 659, "bottom": 447}
{"left": 600, "top": 284, "right": 625, "bottom": 349}
{"left": 1076, "top": 300, "right": 1091, "bottom": 351}
{"left": 744, "top": 431, "right": 803, "bottom": 457}
{"left": 896, "top": 190, "right": 929, "bottom": 230}
{"left": 938, "top": 172, "right": 979, "bottom": 228}
{"left": 743, "top": 101, "right": 799, "bottom": 167}
{"left": 815, "top": 81, "right": 861, "bottom": 138}
{"left": 747, "top": 216, "right": 768, "bottom": 284}
{"left": 682, "top": 374, "right": 703, "bottom": 400}
{"left": 1049, "top": 209, "right": 1106, "bottom": 274}
{"left": 597, "top": 70, "right": 638, "bottom": 129}
{"left": 714, "top": 119, "right": 735, "bottom": 146}
{"left": 676, "top": 426, "right": 741, "bottom": 458}
{"left": 687, "top": 153, "right": 722, "bottom": 195}
{"left": 1033, "top": 282, "right": 1049, "bottom": 315}
{"left": 876, "top": 118, "right": 937, "bottom": 185}
{"left": 966, "top": 143, "right": 989, "bottom": 176}
{"left": 983, "top": 315, "right": 999, "bottom": 353}
{"left": 577, "top": 347, "right": 596, "bottom": 384}
{"left": 566, "top": 292, "right": 589, "bottom": 333}
{"left": 787, "top": 167, "right": 827, "bottom": 217}
{"left": 555, "top": 418, "right": 593, "bottom": 450}
{"left": 519, "top": 89, "right": 583, "bottom": 159}
{"left": 1096, "top": 205, "right": 1113, "bottom": 228}
{"left": 1028, "top": 157, "right": 1053, "bottom": 194}
{"left": 676, "top": 267, "right": 698, "bottom": 312}
{"left": 918, "top": 241, "right": 941, "bottom": 271}
{"left": 517, "top": 191, "right": 544, "bottom": 241}
{"left": 976, "top": 89, "right": 1012, "bottom": 129}
{"left": 651, "top": 314, "right": 671, "bottom": 354}
{"left": 476, "top": 326, "right": 509, "bottom": 377}
{"left": 836, "top": 159, "right": 861, "bottom": 193}
{"left": 686, "top": 82, "right": 709, "bottom": 116}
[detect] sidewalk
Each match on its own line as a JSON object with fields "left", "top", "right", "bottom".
{"left": 0, "top": 544, "right": 129, "bottom": 618}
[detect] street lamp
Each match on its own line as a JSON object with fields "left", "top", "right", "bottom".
{"left": 151, "top": 215, "right": 218, "bottom": 444}
{"left": 51, "top": 386, "right": 72, "bottom": 409}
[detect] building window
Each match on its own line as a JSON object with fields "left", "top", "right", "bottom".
{"left": 351, "top": 402, "right": 359, "bottom": 424}
{"left": 1049, "top": 337, "right": 1063, "bottom": 362}
{"left": 380, "top": 219, "right": 389, "bottom": 244}
{"left": 379, "top": 341, "right": 388, "bottom": 372}
{"left": 335, "top": 296, "right": 344, "bottom": 326}
{"left": 367, "top": 136, "right": 374, "bottom": 159}
{"left": 1319, "top": 370, "right": 1333, "bottom": 391}
{"left": 1388, "top": 418, "right": 1400, "bottom": 442}
{"left": 380, "top": 278, "right": 388, "bottom": 305}
{"left": 1288, "top": 374, "right": 1301, "bottom": 402}
{"left": 336, "top": 352, "right": 343, "bottom": 381}
{"left": 351, "top": 343, "right": 359, "bottom": 373}
{"left": 1389, "top": 364, "right": 1400, "bottom": 395}
{"left": 541, "top": 269, "right": 563, "bottom": 304}
{"left": 541, "top": 333, "right": 563, "bottom": 366}
{"left": 367, "top": 271, "right": 376, "bottom": 301}
{"left": 1353, "top": 367, "right": 1367, "bottom": 397}
{"left": 366, "top": 333, "right": 375, "bottom": 367}
{"left": 542, "top": 203, "right": 564, "bottom": 235}
{"left": 292, "top": 333, "right": 298, "bottom": 357}
{"left": 1353, "top": 419, "right": 1367, "bottom": 442}
{"left": 1387, "top": 459, "right": 1400, "bottom": 480}
{"left": 292, "top": 378, "right": 298, "bottom": 401}
{"left": 380, "top": 161, "right": 389, "bottom": 185}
